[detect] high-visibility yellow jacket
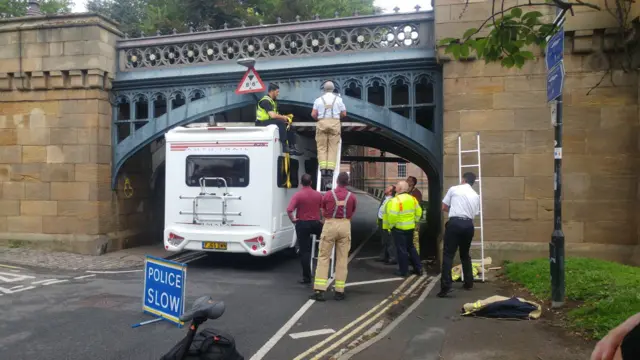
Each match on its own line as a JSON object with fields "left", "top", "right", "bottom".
{"left": 256, "top": 95, "right": 277, "bottom": 121}
{"left": 387, "top": 193, "right": 422, "bottom": 231}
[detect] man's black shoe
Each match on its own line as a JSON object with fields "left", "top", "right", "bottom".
{"left": 375, "top": 258, "right": 387, "bottom": 263}
{"left": 299, "top": 279, "right": 311, "bottom": 285}
{"left": 334, "top": 292, "right": 346, "bottom": 301}
{"left": 309, "top": 291, "right": 325, "bottom": 301}
{"left": 413, "top": 269, "right": 424, "bottom": 276}
{"left": 394, "top": 270, "right": 409, "bottom": 277}
{"left": 436, "top": 288, "right": 454, "bottom": 298}
{"left": 463, "top": 283, "right": 473, "bottom": 290}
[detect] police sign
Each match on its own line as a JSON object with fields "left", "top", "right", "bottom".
{"left": 143, "top": 256, "right": 187, "bottom": 327}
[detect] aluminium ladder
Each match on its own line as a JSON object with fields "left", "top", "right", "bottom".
{"left": 458, "top": 133, "right": 486, "bottom": 282}
{"left": 309, "top": 138, "right": 343, "bottom": 281}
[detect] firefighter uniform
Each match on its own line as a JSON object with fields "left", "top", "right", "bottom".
{"left": 313, "top": 92, "right": 346, "bottom": 172}
{"left": 312, "top": 188, "right": 356, "bottom": 299}
{"left": 387, "top": 193, "right": 423, "bottom": 276}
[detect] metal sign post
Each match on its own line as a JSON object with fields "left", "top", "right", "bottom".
{"left": 546, "top": 18, "right": 566, "bottom": 308}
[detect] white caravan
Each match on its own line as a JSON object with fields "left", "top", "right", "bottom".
{"left": 163, "top": 123, "right": 339, "bottom": 256}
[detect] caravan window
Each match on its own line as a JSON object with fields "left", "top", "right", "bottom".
{"left": 185, "top": 155, "right": 249, "bottom": 188}
{"left": 277, "top": 156, "right": 299, "bottom": 188}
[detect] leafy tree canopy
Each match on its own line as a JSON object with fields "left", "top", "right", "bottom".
{"left": 86, "top": 0, "right": 379, "bottom": 37}
{"left": 0, "top": 0, "right": 73, "bottom": 18}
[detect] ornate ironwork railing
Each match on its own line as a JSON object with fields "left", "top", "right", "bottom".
{"left": 116, "top": 11, "right": 434, "bottom": 71}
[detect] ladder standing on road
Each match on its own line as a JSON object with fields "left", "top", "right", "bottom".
{"left": 437, "top": 133, "right": 483, "bottom": 298}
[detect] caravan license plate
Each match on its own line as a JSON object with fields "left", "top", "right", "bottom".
{"left": 202, "top": 241, "right": 227, "bottom": 250}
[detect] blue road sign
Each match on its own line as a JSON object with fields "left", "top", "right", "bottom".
{"left": 546, "top": 27, "right": 564, "bottom": 70}
{"left": 143, "top": 255, "right": 187, "bottom": 327}
{"left": 547, "top": 62, "right": 565, "bottom": 102}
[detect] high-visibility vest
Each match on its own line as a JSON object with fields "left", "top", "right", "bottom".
{"left": 387, "top": 193, "right": 422, "bottom": 231}
{"left": 256, "top": 95, "right": 277, "bottom": 121}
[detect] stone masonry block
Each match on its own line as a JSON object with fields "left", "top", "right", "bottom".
{"left": 0, "top": 129, "right": 17, "bottom": 145}
{"left": 87, "top": 70, "right": 105, "bottom": 89}
{"left": 7, "top": 216, "right": 43, "bottom": 233}
{"left": 504, "top": 75, "right": 546, "bottom": 92}
{"left": 481, "top": 131, "right": 526, "bottom": 154}
{"left": 22, "top": 146, "right": 47, "bottom": 163}
{"left": 524, "top": 176, "right": 553, "bottom": 199}
{"left": 569, "top": 86, "right": 637, "bottom": 107}
{"left": 51, "top": 182, "right": 90, "bottom": 201}
{"left": 584, "top": 221, "right": 635, "bottom": 245}
{"left": 444, "top": 77, "right": 505, "bottom": 95}
{"left": 494, "top": 91, "right": 547, "bottom": 109}
{"left": 89, "top": 145, "right": 111, "bottom": 164}
{"left": 600, "top": 106, "right": 638, "bottom": 128}
{"left": 3, "top": 182, "right": 25, "bottom": 200}
{"left": 443, "top": 111, "right": 460, "bottom": 131}
{"left": 537, "top": 199, "right": 553, "bottom": 221}
{"left": 50, "top": 128, "right": 78, "bottom": 145}
{"left": 0, "top": 200, "right": 19, "bottom": 216}
{"left": 25, "top": 182, "right": 50, "bottom": 200}
{"left": 0, "top": 73, "right": 11, "bottom": 90}
{"left": 49, "top": 42, "right": 63, "bottom": 57}
{"left": 57, "top": 114, "right": 99, "bottom": 128}
{"left": 60, "top": 100, "right": 99, "bottom": 115}
{"left": 565, "top": 155, "right": 637, "bottom": 176}
{"left": 40, "top": 164, "right": 74, "bottom": 182}
{"left": 564, "top": 200, "right": 634, "bottom": 222}
{"left": 483, "top": 199, "right": 510, "bottom": 220}
{"left": 586, "top": 126, "right": 637, "bottom": 154}
{"left": 10, "top": 164, "right": 42, "bottom": 182}
{"left": 0, "top": 165, "right": 10, "bottom": 181}
{"left": 562, "top": 129, "right": 587, "bottom": 153}
{"left": 62, "top": 145, "right": 91, "bottom": 164}
{"left": 444, "top": 93, "right": 494, "bottom": 111}
{"left": 46, "top": 145, "right": 64, "bottom": 163}
{"left": 89, "top": 182, "right": 113, "bottom": 201}
{"left": 588, "top": 176, "right": 636, "bottom": 201}
{"left": 31, "top": 72, "right": 47, "bottom": 90}
{"left": 481, "top": 154, "right": 514, "bottom": 177}
{"left": 484, "top": 220, "right": 528, "bottom": 241}
{"left": 514, "top": 154, "right": 553, "bottom": 176}
{"left": 75, "top": 164, "right": 110, "bottom": 183}
{"left": 510, "top": 199, "right": 538, "bottom": 220}
{"left": 483, "top": 177, "right": 524, "bottom": 199}
{"left": 563, "top": 173, "right": 591, "bottom": 201}
{"left": 49, "top": 71, "right": 66, "bottom": 89}
{"left": 524, "top": 130, "right": 553, "bottom": 154}
{"left": 17, "top": 128, "right": 49, "bottom": 145}
{"left": 514, "top": 108, "right": 552, "bottom": 130}
{"left": 21, "top": 201, "right": 57, "bottom": 216}
{"left": 57, "top": 201, "right": 100, "bottom": 219}
{"left": 77, "top": 128, "right": 98, "bottom": 145}
{"left": 459, "top": 110, "right": 514, "bottom": 131}
{"left": 69, "top": 70, "right": 85, "bottom": 89}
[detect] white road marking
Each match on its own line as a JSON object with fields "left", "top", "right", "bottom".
{"left": 0, "top": 264, "right": 24, "bottom": 270}
{"left": 41, "top": 279, "right": 69, "bottom": 286}
{"left": 250, "top": 300, "right": 316, "bottom": 360}
{"left": 289, "top": 329, "right": 336, "bottom": 339}
{"left": 344, "top": 277, "right": 405, "bottom": 288}
{"left": 250, "top": 227, "right": 375, "bottom": 360}
{"left": 339, "top": 275, "right": 441, "bottom": 359}
{"left": 86, "top": 270, "right": 144, "bottom": 274}
{"left": 10, "top": 285, "right": 24, "bottom": 290}
{"left": 0, "top": 272, "right": 35, "bottom": 283}
{"left": 354, "top": 256, "right": 379, "bottom": 261}
{"left": 74, "top": 274, "right": 96, "bottom": 280}
{"left": 32, "top": 279, "right": 58, "bottom": 285}
{"left": 0, "top": 285, "right": 36, "bottom": 294}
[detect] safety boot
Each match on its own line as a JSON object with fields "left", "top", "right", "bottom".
{"left": 309, "top": 290, "right": 325, "bottom": 302}
{"left": 334, "top": 292, "right": 346, "bottom": 301}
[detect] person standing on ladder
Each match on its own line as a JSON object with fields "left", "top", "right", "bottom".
{"left": 309, "top": 172, "right": 357, "bottom": 302}
{"left": 406, "top": 176, "right": 423, "bottom": 255}
{"left": 438, "top": 172, "right": 480, "bottom": 298}
{"left": 311, "top": 81, "right": 347, "bottom": 186}
{"left": 387, "top": 181, "right": 423, "bottom": 278}
{"left": 256, "top": 83, "right": 301, "bottom": 155}
{"left": 287, "top": 173, "right": 323, "bottom": 286}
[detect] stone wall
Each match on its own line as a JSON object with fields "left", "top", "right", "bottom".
{"left": 0, "top": 14, "right": 152, "bottom": 254}
{"left": 435, "top": 1, "right": 640, "bottom": 264}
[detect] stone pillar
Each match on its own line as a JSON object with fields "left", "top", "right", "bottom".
{"left": 0, "top": 14, "right": 121, "bottom": 254}
{"left": 435, "top": 1, "right": 640, "bottom": 264}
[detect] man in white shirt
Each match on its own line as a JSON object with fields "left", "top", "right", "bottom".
{"left": 438, "top": 172, "right": 481, "bottom": 298}
{"left": 376, "top": 185, "right": 397, "bottom": 265}
{"left": 311, "top": 81, "right": 347, "bottom": 184}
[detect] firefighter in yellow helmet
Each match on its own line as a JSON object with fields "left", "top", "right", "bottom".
{"left": 255, "top": 83, "right": 301, "bottom": 155}
{"left": 386, "top": 180, "right": 423, "bottom": 277}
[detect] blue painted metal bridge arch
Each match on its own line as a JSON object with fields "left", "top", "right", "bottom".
{"left": 110, "top": 10, "right": 443, "bottom": 254}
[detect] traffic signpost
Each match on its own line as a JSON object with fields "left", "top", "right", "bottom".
{"left": 235, "top": 67, "right": 266, "bottom": 95}
{"left": 546, "top": 22, "right": 566, "bottom": 308}
{"left": 136, "top": 255, "right": 188, "bottom": 328}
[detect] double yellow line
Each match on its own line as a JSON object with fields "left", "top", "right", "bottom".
{"left": 294, "top": 275, "right": 429, "bottom": 360}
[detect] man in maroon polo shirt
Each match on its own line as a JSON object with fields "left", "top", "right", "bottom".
{"left": 309, "top": 172, "right": 357, "bottom": 301}
{"left": 287, "top": 173, "right": 323, "bottom": 285}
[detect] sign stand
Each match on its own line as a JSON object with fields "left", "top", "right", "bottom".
{"left": 235, "top": 67, "right": 266, "bottom": 95}
{"left": 133, "top": 255, "right": 188, "bottom": 329}
{"left": 546, "top": 11, "right": 567, "bottom": 309}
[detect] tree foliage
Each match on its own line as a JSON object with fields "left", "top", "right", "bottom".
{"left": 0, "top": 0, "right": 73, "bottom": 18}
{"left": 86, "top": 0, "right": 378, "bottom": 37}
{"left": 438, "top": 0, "right": 637, "bottom": 69}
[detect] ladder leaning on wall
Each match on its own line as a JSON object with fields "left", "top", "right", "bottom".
{"left": 458, "top": 133, "right": 486, "bottom": 282}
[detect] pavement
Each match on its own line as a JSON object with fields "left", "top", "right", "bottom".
{"left": 1, "top": 188, "right": 430, "bottom": 360}
{"left": 347, "top": 273, "right": 596, "bottom": 360}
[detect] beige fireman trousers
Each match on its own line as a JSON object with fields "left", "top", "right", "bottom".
{"left": 316, "top": 119, "right": 341, "bottom": 171}
{"left": 313, "top": 218, "right": 351, "bottom": 293}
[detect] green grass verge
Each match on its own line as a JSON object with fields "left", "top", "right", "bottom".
{"left": 504, "top": 257, "right": 640, "bottom": 340}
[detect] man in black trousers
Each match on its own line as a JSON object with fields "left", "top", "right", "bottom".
{"left": 287, "top": 174, "right": 323, "bottom": 284}
{"left": 438, "top": 172, "right": 481, "bottom": 298}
